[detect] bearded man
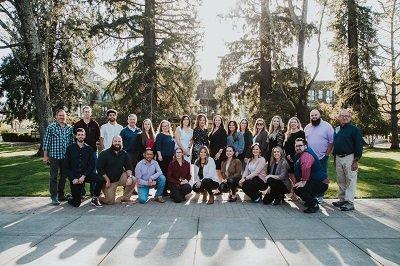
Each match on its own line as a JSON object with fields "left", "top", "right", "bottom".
{"left": 97, "top": 136, "right": 136, "bottom": 204}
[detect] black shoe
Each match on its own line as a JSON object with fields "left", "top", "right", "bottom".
{"left": 163, "top": 191, "right": 170, "bottom": 197}
{"left": 263, "top": 194, "right": 274, "bottom": 205}
{"left": 340, "top": 202, "right": 354, "bottom": 211}
{"left": 58, "top": 194, "right": 68, "bottom": 201}
{"left": 332, "top": 200, "right": 347, "bottom": 207}
{"left": 273, "top": 195, "right": 285, "bottom": 205}
{"left": 91, "top": 197, "right": 103, "bottom": 208}
{"left": 304, "top": 204, "right": 320, "bottom": 213}
{"left": 228, "top": 196, "right": 237, "bottom": 202}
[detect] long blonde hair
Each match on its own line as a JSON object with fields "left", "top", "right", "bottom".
{"left": 269, "top": 146, "right": 289, "bottom": 173}
{"left": 253, "top": 118, "right": 266, "bottom": 135}
{"left": 157, "top": 120, "right": 173, "bottom": 136}
{"left": 285, "top": 117, "right": 303, "bottom": 140}
{"left": 268, "top": 115, "right": 284, "bottom": 135}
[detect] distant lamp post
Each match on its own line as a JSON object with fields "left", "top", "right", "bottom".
{"left": 78, "top": 99, "right": 83, "bottom": 118}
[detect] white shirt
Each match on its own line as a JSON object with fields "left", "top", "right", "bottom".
{"left": 100, "top": 122, "right": 123, "bottom": 149}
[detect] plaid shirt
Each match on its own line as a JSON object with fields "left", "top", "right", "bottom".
{"left": 43, "top": 122, "right": 74, "bottom": 159}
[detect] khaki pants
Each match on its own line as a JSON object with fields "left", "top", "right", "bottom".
{"left": 335, "top": 154, "right": 358, "bottom": 203}
{"left": 100, "top": 173, "right": 136, "bottom": 204}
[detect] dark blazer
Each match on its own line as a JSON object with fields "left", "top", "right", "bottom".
{"left": 220, "top": 158, "right": 242, "bottom": 179}
{"left": 254, "top": 130, "right": 269, "bottom": 159}
{"left": 209, "top": 127, "right": 227, "bottom": 157}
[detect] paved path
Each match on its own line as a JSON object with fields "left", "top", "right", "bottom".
{"left": 0, "top": 195, "right": 399, "bottom": 266}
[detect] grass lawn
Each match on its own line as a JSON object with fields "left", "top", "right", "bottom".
{"left": 0, "top": 142, "right": 399, "bottom": 198}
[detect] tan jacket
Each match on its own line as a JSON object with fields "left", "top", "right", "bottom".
{"left": 221, "top": 158, "right": 242, "bottom": 180}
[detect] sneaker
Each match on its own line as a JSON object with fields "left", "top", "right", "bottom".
{"left": 253, "top": 196, "right": 261, "bottom": 203}
{"left": 58, "top": 194, "right": 68, "bottom": 202}
{"left": 316, "top": 195, "right": 324, "bottom": 204}
{"left": 228, "top": 196, "right": 237, "bottom": 202}
{"left": 304, "top": 204, "right": 320, "bottom": 213}
{"left": 340, "top": 202, "right": 355, "bottom": 211}
{"left": 91, "top": 197, "right": 103, "bottom": 208}
{"left": 332, "top": 200, "right": 347, "bottom": 207}
{"left": 51, "top": 196, "right": 60, "bottom": 205}
{"left": 154, "top": 196, "right": 166, "bottom": 203}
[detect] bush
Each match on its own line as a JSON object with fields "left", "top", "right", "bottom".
{"left": 1, "top": 132, "right": 39, "bottom": 142}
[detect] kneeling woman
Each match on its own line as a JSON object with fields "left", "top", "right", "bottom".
{"left": 263, "top": 146, "right": 290, "bottom": 205}
{"left": 220, "top": 146, "right": 242, "bottom": 202}
{"left": 193, "top": 146, "right": 219, "bottom": 204}
{"left": 167, "top": 148, "right": 192, "bottom": 203}
{"left": 239, "top": 143, "right": 267, "bottom": 202}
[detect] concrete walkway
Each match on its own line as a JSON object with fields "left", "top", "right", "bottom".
{"left": 0, "top": 195, "right": 399, "bottom": 266}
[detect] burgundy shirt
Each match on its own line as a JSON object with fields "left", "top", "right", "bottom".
{"left": 167, "top": 160, "right": 191, "bottom": 187}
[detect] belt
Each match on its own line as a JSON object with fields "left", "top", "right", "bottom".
{"left": 337, "top": 153, "right": 352, "bottom": 158}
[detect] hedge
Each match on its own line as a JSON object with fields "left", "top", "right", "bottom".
{"left": 1, "top": 132, "right": 39, "bottom": 142}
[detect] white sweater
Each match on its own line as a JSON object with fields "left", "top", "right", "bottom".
{"left": 193, "top": 157, "right": 219, "bottom": 184}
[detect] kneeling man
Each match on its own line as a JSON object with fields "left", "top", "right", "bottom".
{"left": 65, "top": 128, "right": 103, "bottom": 207}
{"left": 97, "top": 136, "right": 136, "bottom": 204}
{"left": 293, "top": 138, "right": 329, "bottom": 213}
{"left": 135, "top": 148, "right": 166, "bottom": 203}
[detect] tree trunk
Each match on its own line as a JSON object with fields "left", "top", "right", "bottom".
{"left": 389, "top": 0, "right": 399, "bottom": 149}
{"left": 143, "top": 0, "right": 157, "bottom": 119}
{"left": 14, "top": 0, "right": 53, "bottom": 146}
{"left": 259, "top": 0, "right": 272, "bottom": 102}
{"left": 347, "top": 0, "right": 361, "bottom": 111}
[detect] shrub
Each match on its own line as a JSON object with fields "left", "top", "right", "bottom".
{"left": 1, "top": 132, "right": 39, "bottom": 142}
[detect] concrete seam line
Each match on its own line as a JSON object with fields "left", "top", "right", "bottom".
{"left": 258, "top": 217, "right": 290, "bottom": 266}
{"left": 98, "top": 216, "right": 140, "bottom": 266}
{"left": 192, "top": 217, "right": 200, "bottom": 266}
{"left": 318, "top": 218, "right": 385, "bottom": 266}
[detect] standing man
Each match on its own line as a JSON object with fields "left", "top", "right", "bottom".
{"left": 293, "top": 138, "right": 329, "bottom": 213}
{"left": 304, "top": 109, "right": 334, "bottom": 202}
{"left": 332, "top": 109, "right": 363, "bottom": 211}
{"left": 65, "top": 128, "right": 104, "bottom": 207}
{"left": 120, "top": 114, "right": 142, "bottom": 168}
{"left": 100, "top": 109, "right": 123, "bottom": 151}
{"left": 97, "top": 136, "right": 136, "bottom": 204}
{"left": 43, "top": 108, "right": 74, "bottom": 205}
{"left": 73, "top": 106, "right": 100, "bottom": 197}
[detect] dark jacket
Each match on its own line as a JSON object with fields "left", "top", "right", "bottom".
{"left": 73, "top": 119, "right": 100, "bottom": 151}
{"left": 97, "top": 148, "right": 133, "bottom": 183}
{"left": 65, "top": 143, "right": 95, "bottom": 181}
{"left": 254, "top": 130, "right": 269, "bottom": 159}
{"left": 221, "top": 158, "right": 242, "bottom": 179}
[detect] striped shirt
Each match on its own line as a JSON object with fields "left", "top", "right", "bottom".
{"left": 43, "top": 122, "right": 74, "bottom": 159}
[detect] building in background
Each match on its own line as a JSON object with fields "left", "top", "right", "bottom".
{"left": 196, "top": 80, "right": 218, "bottom": 118}
{"left": 307, "top": 81, "right": 336, "bottom": 107}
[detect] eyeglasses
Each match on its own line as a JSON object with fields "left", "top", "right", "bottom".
{"left": 295, "top": 144, "right": 304, "bottom": 148}
{"left": 256, "top": 123, "right": 264, "bottom": 126}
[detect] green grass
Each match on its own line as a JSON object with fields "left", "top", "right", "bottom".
{"left": 0, "top": 143, "right": 399, "bottom": 198}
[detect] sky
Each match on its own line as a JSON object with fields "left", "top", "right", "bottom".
{"left": 0, "top": 0, "right": 336, "bottom": 82}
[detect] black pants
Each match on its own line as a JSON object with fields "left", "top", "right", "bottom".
{"left": 49, "top": 157, "right": 67, "bottom": 198}
{"left": 158, "top": 156, "right": 173, "bottom": 195}
{"left": 294, "top": 179, "right": 329, "bottom": 206}
{"left": 170, "top": 183, "right": 192, "bottom": 203}
{"left": 68, "top": 174, "right": 105, "bottom": 207}
{"left": 263, "top": 178, "right": 289, "bottom": 203}
{"left": 242, "top": 176, "right": 268, "bottom": 201}
{"left": 220, "top": 176, "right": 240, "bottom": 194}
{"left": 192, "top": 179, "right": 219, "bottom": 195}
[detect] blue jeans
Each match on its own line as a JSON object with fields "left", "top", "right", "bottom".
{"left": 316, "top": 155, "right": 329, "bottom": 198}
{"left": 138, "top": 175, "right": 166, "bottom": 204}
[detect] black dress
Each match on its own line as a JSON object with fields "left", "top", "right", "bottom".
{"left": 267, "top": 129, "right": 285, "bottom": 162}
{"left": 209, "top": 127, "right": 227, "bottom": 170}
{"left": 284, "top": 130, "right": 305, "bottom": 173}
{"left": 191, "top": 128, "right": 209, "bottom": 164}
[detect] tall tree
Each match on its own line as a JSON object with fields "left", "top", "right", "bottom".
{"left": 377, "top": 0, "right": 400, "bottom": 149}
{"left": 91, "top": 0, "right": 201, "bottom": 121}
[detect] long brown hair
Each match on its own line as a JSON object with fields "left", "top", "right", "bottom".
{"left": 269, "top": 146, "right": 288, "bottom": 169}
{"left": 195, "top": 146, "right": 210, "bottom": 167}
{"left": 195, "top": 113, "right": 208, "bottom": 129}
{"left": 141, "top": 118, "right": 155, "bottom": 144}
{"left": 211, "top": 115, "right": 225, "bottom": 133}
{"left": 180, "top": 115, "right": 191, "bottom": 128}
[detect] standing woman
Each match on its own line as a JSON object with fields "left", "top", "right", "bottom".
{"left": 192, "top": 146, "right": 219, "bottom": 204}
{"left": 227, "top": 120, "right": 245, "bottom": 158}
{"left": 253, "top": 118, "right": 269, "bottom": 159}
{"left": 139, "top": 119, "right": 156, "bottom": 160}
{"left": 267, "top": 116, "right": 285, "bottom": 162}
{"left": 208, "top": 115, "right": 227, "bottom": 180}
{"left": 238, "top": 118, "right": 253, "bottom": 167}
{"left": 175, "top": 115, "right": 193, "bottom": 163}
{"left": 168, "top": 148, "right": 192, "bottom": 203}
{"left": 191, "top": 114, "right": 209, "bottom": 164}
{"left": 262, "top": 147, "right": 291, "bottom": 205}
{"left": 239, "top": 143, "right": 268, "bottom": 202}
{"left": 220, "top": 146, "right": 242, "bottom": 202}
{"left": 284, "top": 117, "right": 305, "bottom": 188}
{"left": 155, "top": 120, "right": 175, "bottom": 196}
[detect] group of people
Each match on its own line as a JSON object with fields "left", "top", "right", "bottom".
{"left": 42, "top": 106, "right": 363, "bottom": 213}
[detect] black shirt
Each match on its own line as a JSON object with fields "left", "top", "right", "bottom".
{"left": 284, "top": 130, "right": 306, "bottom": 162}
{"left": 198, "top": 165, "right": 204, "bottom": 180}
{"left": 97, "top": 148, "right": 133, "bottom": 183}
{"left": 73, "top": 119, "right": 100, "bottom": 151}
{"left": 209, "top": 127, "right": 227, "bottom": 158}
{"left": 65, "top": 143, "right": 95, "bottom": 181}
